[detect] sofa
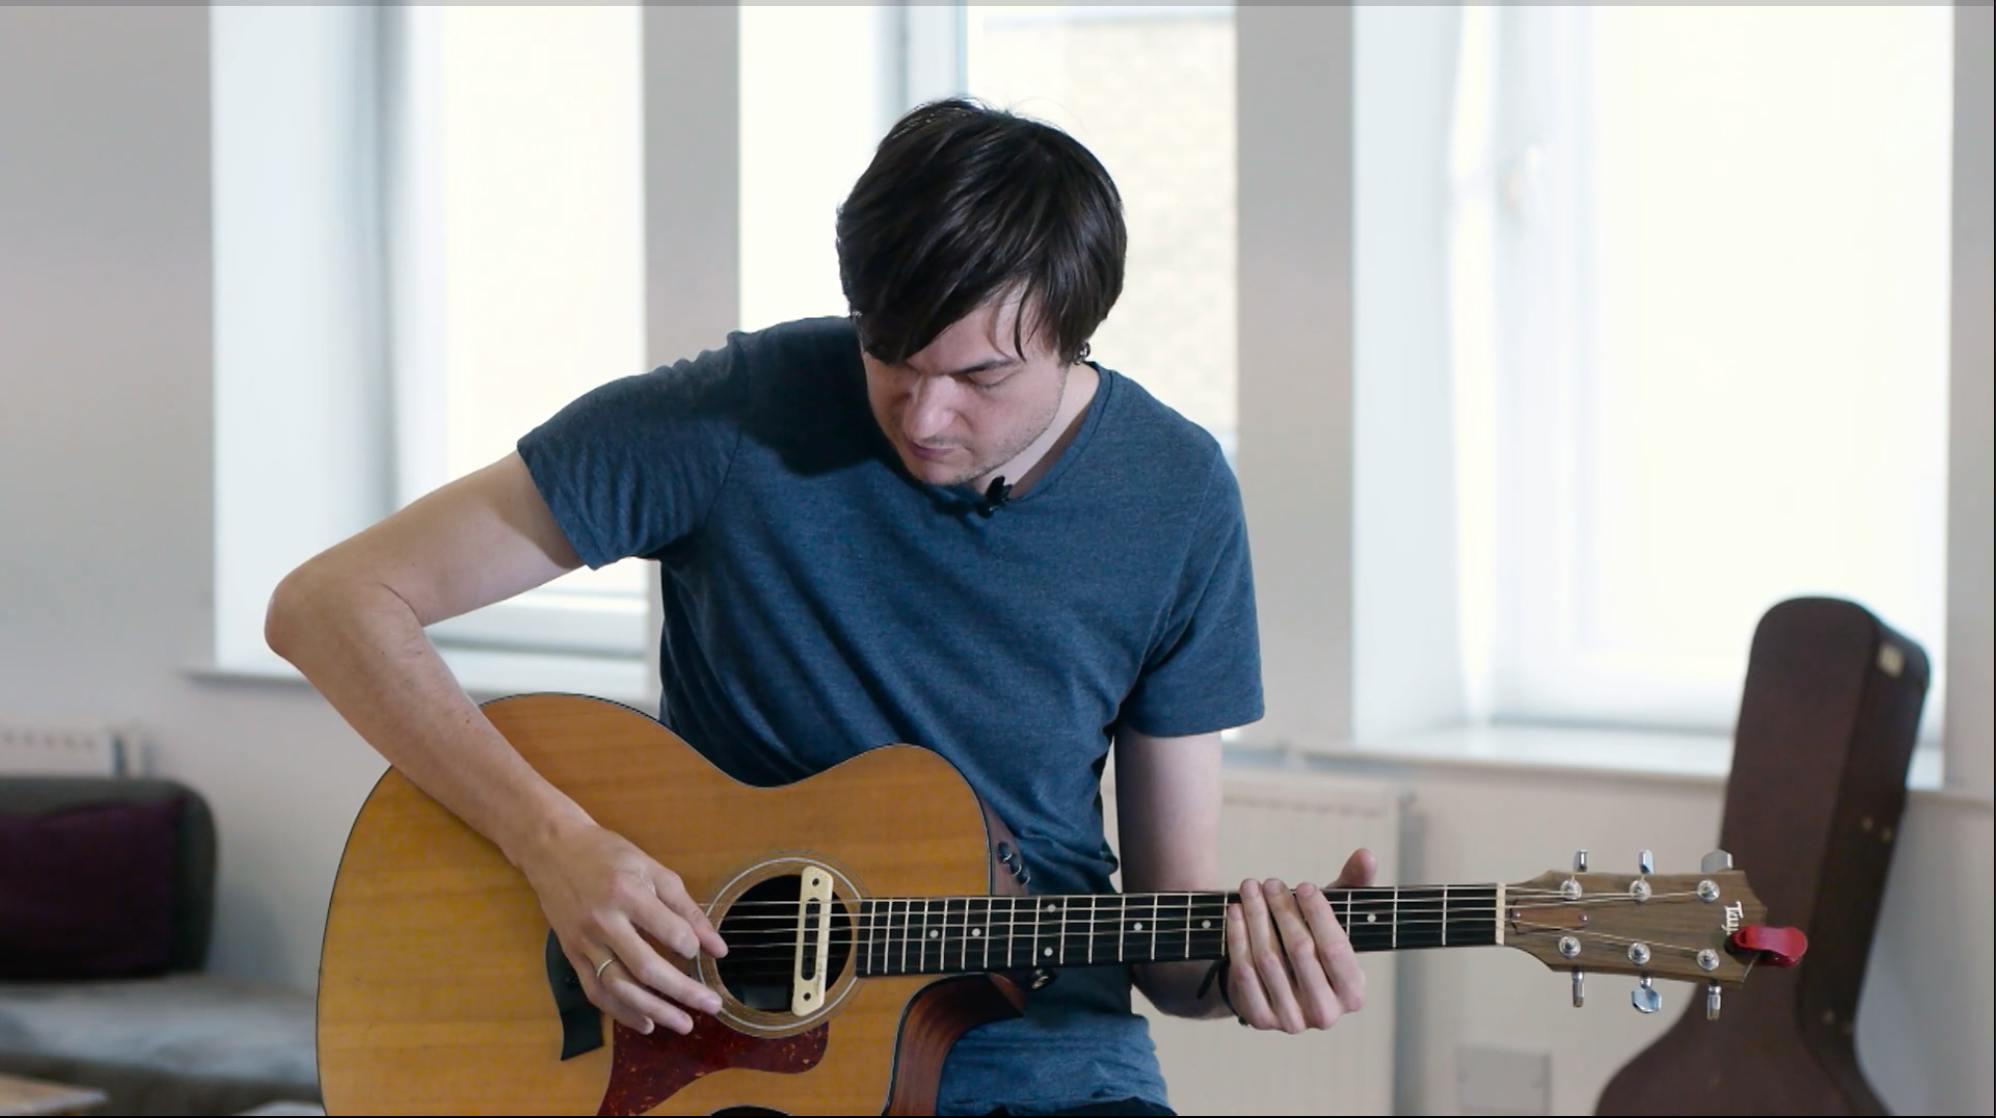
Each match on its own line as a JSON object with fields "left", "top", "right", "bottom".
{"left": 0, "top": 776, "right": 320, "bottom": 1115}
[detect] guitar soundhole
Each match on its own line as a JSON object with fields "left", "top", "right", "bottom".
{"left": 714, "top": 874, "right": 854, "bottom": 1013}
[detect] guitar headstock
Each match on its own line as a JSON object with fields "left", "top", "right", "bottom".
{"left": 1502, "top": 849, "right": 1803, "bottom": 1018}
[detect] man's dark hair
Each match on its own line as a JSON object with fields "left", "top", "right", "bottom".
{"left": 836, "top": 98, "right": 1126, "bottom": 367}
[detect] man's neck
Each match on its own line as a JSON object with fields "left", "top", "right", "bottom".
{"left": 977, "top": 362, "right": 1100, "bottom": 498}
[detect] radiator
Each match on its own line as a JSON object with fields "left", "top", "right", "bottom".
{"left": 1104, "top": 767, "right": 1404, "bottom": 1116}
{"left": 0, "top": 724, "right": 125, "bottom": 776}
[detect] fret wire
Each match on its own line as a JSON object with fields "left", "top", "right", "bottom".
{"left": 1118, "top": 894, "right": 1127, "bottom": 964}
{"left": 1150, "top": 894, "right": 1160, "bottom": 961}
{"left": 930, "top": 897, "right": 941, "bottom": 974}
{"left": 1057, "top": 898, "right": 1068, "bottom": 966}
{"left": 1007, "top": 895, "right": 1017, "bottom": 969}
{"left": 1084, "top": 895, "right": 1095, "bottom": 965}
{"left": 953, "top": 897, "right": 966, "bottom": 973}
{"left": 924, "top": 897, "right": 936, "bottom": 974}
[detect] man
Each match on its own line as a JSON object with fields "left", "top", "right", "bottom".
{"left": 267, "top": 98, "right": 1372, "bottom": 1117}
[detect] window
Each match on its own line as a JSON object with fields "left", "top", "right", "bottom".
{"left": 1450, "top": 6, "right": 1953, "bottom": 736}
{"left": 739, "top": 7, "right": 897, "bottom": 332}
{"left": 385, "top": 5, "right": 652, "bottom": 659}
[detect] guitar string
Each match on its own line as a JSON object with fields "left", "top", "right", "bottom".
{"left": 678, "top": 896, "right": 1721, "bottom": 969}
{"left": 700, "top": 924, "right": 1714, "bottom": 982}
{"left": 709, "top": 888, "right": 1697, "bottom": 915}
{"left": 714, "top": 889, "right": 1503, "bottom": 910}
{"left": 700, "top": 922, "right": 1493, "bottom": 954}
{"left": 701, "top": 921, "right": 1720, "bottom": 981}
{"left": 692, "top": 914, "right": 1724, "bottom": 973}
{"left": 702, "top": 891, "right": 1705, "bottom": 938}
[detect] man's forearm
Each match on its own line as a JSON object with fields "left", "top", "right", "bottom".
{"left": 265, "top": 565, "right": 591, "bottom": 868}
{"left": 1133, "top": 957, "right": 1234, "bottom": 1020}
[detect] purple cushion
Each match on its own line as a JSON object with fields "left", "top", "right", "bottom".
{"left": 0, "top": 796, "right": 182, "bottom": 979}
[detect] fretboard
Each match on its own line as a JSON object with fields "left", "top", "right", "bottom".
{"left": 852, "top": 886, "right": 1500, "bottom": 978}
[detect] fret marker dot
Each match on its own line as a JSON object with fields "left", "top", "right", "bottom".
{"left": 1367, "top": 914, "right": 1377, "bottom": 923}
{"left": 1046, "top": 902, "right": 1059, "bottom": 912}
{"left": 1202, "top": 919, "right": 1214, "bottom": 930}
{"left": 971, "top": 929, "right": 982, "bottom": 937}
{"left": 1134, "top": 922, "right": 1145, "bottom": 932}
{"left": 929, "top": 929, "right": 940, "bottom": 939}
{"left": 1043, "top": 947, "right": 1053, "bottom": 958}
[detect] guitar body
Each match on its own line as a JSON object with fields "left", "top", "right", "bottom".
{"left": 318, "top": 693, "right": 1025, "bottom": 1115}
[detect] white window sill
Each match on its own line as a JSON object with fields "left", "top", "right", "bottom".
{"left": 185, "top": 664, "right": 1976, "bottom": 807}
{"left": 189, "top": 646, "right": 654, "bottom": 712}
{"left": 1226, "top": 722, "right": 1957, "bottom": 801}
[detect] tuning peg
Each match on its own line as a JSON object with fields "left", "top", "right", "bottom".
{"left": 1574, "top": 849, "right": 1589, "bottom": 873}
{"left": 1572, "top": 969, "right": 1585, "bottom": 1008}
{"left": 1706, "top": 982, "right": 1722, "bottom": 1020}
{"left": 1638, "top": 849, "right": 1654, "bottom": 876}
{"left": 1632, "top": 976, "right": 1661, "bottom": 1014}
{"left": 1701, "top": 849, "right": 1734, "bottom": 874}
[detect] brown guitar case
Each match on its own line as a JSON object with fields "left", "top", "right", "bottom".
{"left": 1596, "top": 597, "right": 1930, "bottom": 1115}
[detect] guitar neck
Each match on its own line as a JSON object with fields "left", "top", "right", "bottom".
{"left": 852, "top": 885, "right": 1503, "bottom": 978}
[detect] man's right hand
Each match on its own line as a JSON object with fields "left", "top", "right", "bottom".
{"left": 517, "top": 820, "right": 730, "bottom": 1036}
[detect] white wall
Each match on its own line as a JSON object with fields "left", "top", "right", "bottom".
{"left": 0, "top": 6, "right": 391, "bottom": 986}
{"left": 1948, "top": 3, "right": 1995, "bottom": 802}
{"left": 1, "top": 7, "right": 1988, "bottom": 1115}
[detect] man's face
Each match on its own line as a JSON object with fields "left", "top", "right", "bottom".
{"left": 859, "top": 295, "right": 1071, "bottom": 490}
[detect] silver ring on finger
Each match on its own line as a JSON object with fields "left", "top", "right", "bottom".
{"left": 594, "top": 955, "right": 617, "bottom": 980}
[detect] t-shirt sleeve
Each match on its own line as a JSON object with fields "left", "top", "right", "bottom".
{"left": 515, "top": 334, "right": 748, "bottom": 570}
{"left": 1119, "top": 454, "right": 1265, "bottom": 737}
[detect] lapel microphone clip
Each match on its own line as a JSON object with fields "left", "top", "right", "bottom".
{"left": 978, "top": 476, "right": 1013, "bottom": 518}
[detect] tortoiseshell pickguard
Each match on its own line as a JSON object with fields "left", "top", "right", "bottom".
{"left": 596, "top": 1016, "right": 828, "bottom": 1116}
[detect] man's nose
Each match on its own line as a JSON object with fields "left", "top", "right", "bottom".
{"left": 903, "top": 376, "right": 957, "bottom": 442}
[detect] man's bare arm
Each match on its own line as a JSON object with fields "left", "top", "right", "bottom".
{"left": 266, "top": 451, "right": 725, "bottom": 1035}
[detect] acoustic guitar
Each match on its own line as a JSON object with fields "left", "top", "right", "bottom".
{"left": 317, "top": 693, "right": 1804, "bottom": 1115}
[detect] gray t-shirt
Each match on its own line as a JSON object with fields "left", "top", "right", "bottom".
{"left": 517, "top": 316, "right": 1262, "bottom": 1115}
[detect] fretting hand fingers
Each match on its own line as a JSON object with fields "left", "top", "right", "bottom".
{"left": 1234, "top": 877, "right": 1305, "bottom": 1032}
{"left": 1228, "top": 852, "right": 1379, "bottom": 1034}
{"left": 1293, "top": 882, "right": 1365, "bottom": 1022}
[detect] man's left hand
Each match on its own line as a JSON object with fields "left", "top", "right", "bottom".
{"left": 1225, "top": 847, "right": 1378, "bottom": 1032}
